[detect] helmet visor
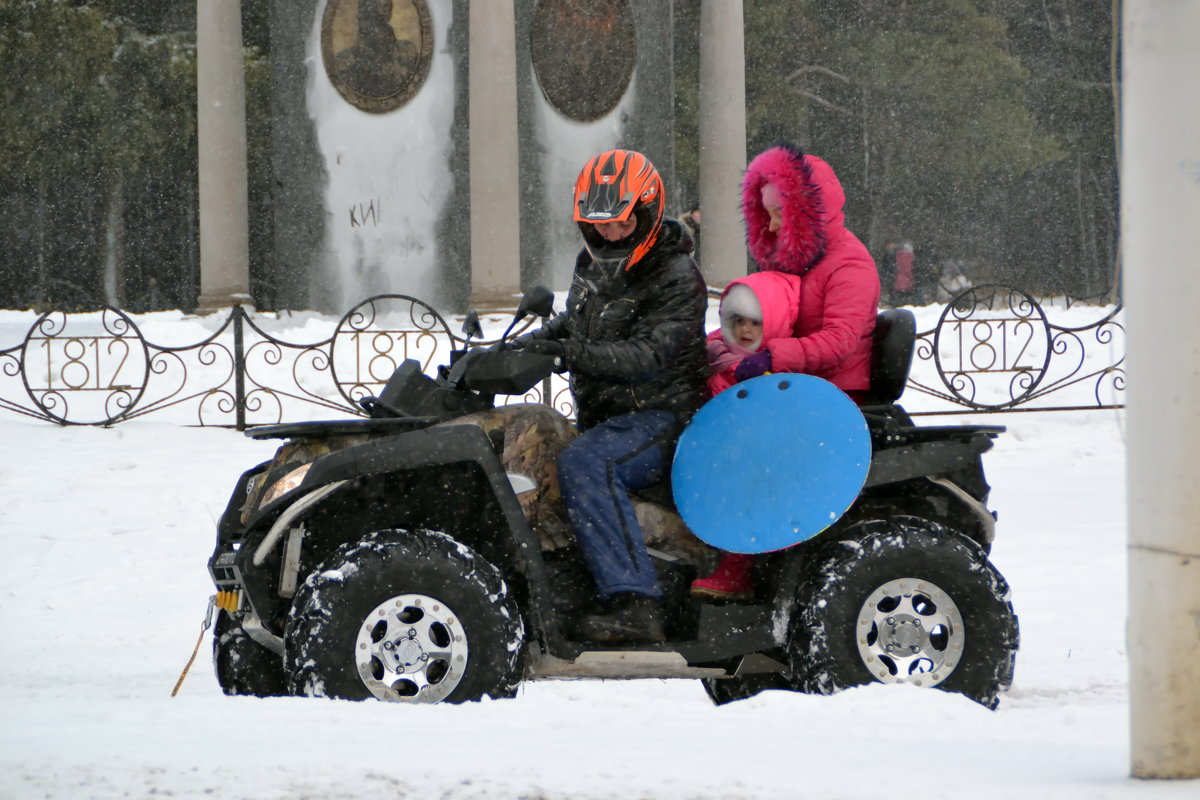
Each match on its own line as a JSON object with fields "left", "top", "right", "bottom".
{"left": 580, "top": 218, "right": 640, "bottom": 263}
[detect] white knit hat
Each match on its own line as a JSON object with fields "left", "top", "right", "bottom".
{"left": 720, "top": 283, "right": 762, "bottom": 323}
{"left": 720, "top": 283, "right": 763, "bottom": 352}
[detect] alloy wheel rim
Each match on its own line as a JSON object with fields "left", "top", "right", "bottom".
{"left": 855, "top": 578, "right": 964, "bottom": 687}
{"left": 354, "top": 593, "right": 469, "bottom": 703}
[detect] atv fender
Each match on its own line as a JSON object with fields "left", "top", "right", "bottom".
{"left": 864, "top": 432, "right": 996, "bottom": 489}
{"left": 231, "top": 423, "right": 555, "bottom": 641}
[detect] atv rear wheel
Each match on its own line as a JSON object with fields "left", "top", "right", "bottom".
{"left": 213, "top": 609, "right": 288, "bottom": 697}
{"left": 789, "top": 517, "right": 1018, "bottom": 709}
{"left": 284, "top": 529, "right": 524, "bottom": 704}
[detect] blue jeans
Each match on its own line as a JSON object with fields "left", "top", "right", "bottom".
{"left": 557, "top": 410, "right": 675, "bottom": 598}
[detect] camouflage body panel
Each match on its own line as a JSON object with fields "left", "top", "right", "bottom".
{"left": 635, "top": 499, "right": 719, "bottom": 574}
{"left": 446, "top": 404, "right": 579, "bottom": 551}
{"left": 448, "top": 405, "right": 717, "bottom": 568}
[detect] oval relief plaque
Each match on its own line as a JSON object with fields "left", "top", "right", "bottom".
{"left": 322, "top": 0, "right": 433, "bottom": 114}
{"left": 530, "top": 0, "right": 636, "bottom": 122}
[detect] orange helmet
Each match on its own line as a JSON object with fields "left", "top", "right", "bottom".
{"left": 573, "top": 149, "right": 665, "bottom": 272}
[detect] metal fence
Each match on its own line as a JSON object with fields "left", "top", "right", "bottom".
{"left": 0, "top": 285, "right": 1124, "bottom": 428}
{"left": 902, "top": 284, "right": 1124, "bottom": 415}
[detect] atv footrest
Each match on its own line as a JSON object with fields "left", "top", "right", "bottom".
{"left": 674, "top": 603, "right": 777, "bottom": 663}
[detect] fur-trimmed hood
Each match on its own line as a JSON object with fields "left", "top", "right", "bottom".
{"left": 742, "top": 143, "right": 848, "bottom": 275}
{"left": 735, "top": 143, "right": 880, "bottom": 394}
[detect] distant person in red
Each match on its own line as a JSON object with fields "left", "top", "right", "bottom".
{"left": 892, "top": 241, "right": 915, "bottom": 305}
{"left": 690, "top": 142, "right": 880, "bottom": 601}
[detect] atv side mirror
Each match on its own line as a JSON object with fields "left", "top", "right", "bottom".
{"left": 498, "top": 286, "right": 556, "bottom": 343}
{"left": 461, "top": 310, "right": 483, "bottom": 342}
{"left": 445, "top": 310, "right": 485, "bottom": 378}
{"left": 516, "top": 285, "right": 555, "bottom": 321}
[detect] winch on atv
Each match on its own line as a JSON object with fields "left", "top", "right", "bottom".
{"left": 207, "top": 288, "right": 1018, "bottom": 708}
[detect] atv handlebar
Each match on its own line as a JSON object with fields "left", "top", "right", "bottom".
{"left": 360, "top": 349, "right": 560, "bottom": 422}
{"left": 448, "top": 347, "right": 560, "bottom": 395}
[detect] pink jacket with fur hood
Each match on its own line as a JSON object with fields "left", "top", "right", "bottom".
{"left": 741, "top": 144, "right": 880, "bottom": 394}
{"left": 706, "top": 270, "right": 802, "bottom": 397}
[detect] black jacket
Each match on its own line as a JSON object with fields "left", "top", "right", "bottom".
{"left": 526, "top": 219, "right": 709, "bottom": 432}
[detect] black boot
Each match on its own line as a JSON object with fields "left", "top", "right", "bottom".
{"left": 572, "top": 593, "right": 666, "bottom": 644}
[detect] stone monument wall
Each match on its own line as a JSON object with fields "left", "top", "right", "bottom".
{"left": 267, "top": 0, "right": 674, "bottom": 312}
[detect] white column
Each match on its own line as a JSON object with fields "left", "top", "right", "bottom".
{"left": 196, "top": 0, "right": 252, "bottom": 311}
{"left": 468, "top": 0, "right": 522, "bottom": 307}
{"left": 1124, "top": 0, "right": 1200, "bottom": 779}
{"left": 698, "top": 0, "right": 748, "bottom": 286}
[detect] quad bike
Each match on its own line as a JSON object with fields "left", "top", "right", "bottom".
{"left": 208, "top": 288, "right": 1018, "bottom": 708}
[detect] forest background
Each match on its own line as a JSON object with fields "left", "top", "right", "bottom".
{"left": 0, "top": 0, "right": 1120, "bottom": 312}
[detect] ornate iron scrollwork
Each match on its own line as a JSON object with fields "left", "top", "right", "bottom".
{"left": 0, "top": 286, "right": 1124, "bottom": 428}
{"left": 908, "top": 284, "right": 1125, "bottom": 412}
{"left": 19, "top": 307, "right": 150, "bottom": 425}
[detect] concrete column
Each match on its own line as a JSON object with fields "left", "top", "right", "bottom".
{"left": 468, "top": 0, "right": 522, "bottom": 307}
{"left": 698, "top": 0, "right": 747, "bottom": 285}
{"left": 1124, "top": 0, "right": 1200, "bottom": 779}
{"left": 196, "top": 0, "right": 252, "bottom": 311}
{"left": 269, "top": 0, "right": 324, "bottom": 310}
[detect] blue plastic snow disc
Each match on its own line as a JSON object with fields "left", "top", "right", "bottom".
{"left": 670, "top": 373, "right": 871, "bottom": 554}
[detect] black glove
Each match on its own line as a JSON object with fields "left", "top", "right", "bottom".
{"left": 518, "top": 338, "right": 569, "bottom": 373}
{"left": 505, "top": 334, "right": 532, "bottom": 351}
{"left": 521, "top": 339, "right": 566, "bottom": 358}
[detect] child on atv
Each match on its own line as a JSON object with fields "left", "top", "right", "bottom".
{"left": 690, "top": 269, "right": 802, "bottom": 601}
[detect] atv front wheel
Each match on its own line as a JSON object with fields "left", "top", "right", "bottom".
{"left": 284, "top": 529, "right": 524, "bottom": 704}
{"left": 789, "top": 517, "right": 1018, "bottom": 709}
{"left": 213, "top": 609, "right": 288, "bottom": 697}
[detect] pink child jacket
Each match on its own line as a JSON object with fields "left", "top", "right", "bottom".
{"left": 706, "top": 271, "right": 802, "bottom": 397}
{"left": 741, "top": 145, "right": 881, "bottom": 393}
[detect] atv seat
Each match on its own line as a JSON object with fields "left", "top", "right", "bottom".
{"left": 862, "top": 308, "right": 916, "bottom": 406}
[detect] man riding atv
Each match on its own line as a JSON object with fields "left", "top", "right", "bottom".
{"left": 509, "top": 148, "right": 708, "bottom": 644}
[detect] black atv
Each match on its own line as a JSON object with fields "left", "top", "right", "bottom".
{"left": 208, "top": 288, "right": 1018, "bottom": 708}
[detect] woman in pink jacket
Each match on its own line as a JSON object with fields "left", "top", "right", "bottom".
{"left": 728, "top": 142, "right": 880, "bottom": 402}
{"left": 691, "top": 143, "right": 881, "bottom": 601}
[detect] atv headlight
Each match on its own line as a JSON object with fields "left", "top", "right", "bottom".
{"left": 259, "top": 463, "right": 313, "bottom": 508}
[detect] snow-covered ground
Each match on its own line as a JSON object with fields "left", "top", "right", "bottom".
{"left": 1, "top": 302, "right": 1191, "bottom": 799}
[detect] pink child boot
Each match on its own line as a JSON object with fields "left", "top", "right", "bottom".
{"left": 690, "top": 553, "right": 755, "bottom": 602}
